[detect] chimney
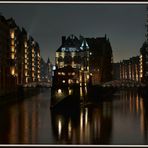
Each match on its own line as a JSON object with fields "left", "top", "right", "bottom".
{"left": 62, "top": 36, "right": 66, "bottom": 44}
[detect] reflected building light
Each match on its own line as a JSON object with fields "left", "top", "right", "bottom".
{"left": 85, "top": 108, "right": 88, "bottom": 126}
{"left": 84, "top": 86, "right": 87, "bottom": 95}
{"left": 80, "top": 109, "right": 83, "bottom": 129}
{"left": 129, "top": 93, "right": 133, "bottom": 113}
{"left": 9, "top": 108, "right": 18, "bottom": 143}
{"left": 80, "top": 109, "right": 84, "bottom": 144}
{"left": 140, "top": 98, "right": 144, "bottom": 135}
{"left": 58, "top": 119, "right": 62, "bottom": 139}
{"left": 68, "top": 119, "right": 72, "bottom": 139}
{"left": 80, "top": 87, "right": 83, "bottom": 97}
{"left": 136, "top": 95, "right": 139, "bottom": 113}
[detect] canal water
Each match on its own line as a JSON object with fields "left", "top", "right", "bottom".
{"left": 0, "top": 88, "right": 148, "bottom": 145}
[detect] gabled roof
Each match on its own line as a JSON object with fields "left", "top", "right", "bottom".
{"left": 56, "top": 34, "right": 89, "bottom": 52}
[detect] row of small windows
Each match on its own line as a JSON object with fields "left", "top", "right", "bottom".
{"left": 57, "top": 57, "right": 88, "bottom": 65}
{"left": 58, "top": 56, "right": 88, "bottom": 63}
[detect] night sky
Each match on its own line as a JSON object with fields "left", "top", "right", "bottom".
{"left": 0, "top": 3, "right": 146, "bottom": 64}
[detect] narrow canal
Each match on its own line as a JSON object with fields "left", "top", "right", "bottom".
{"left": 0, "top": 88, "right": 148, "bottom": 145}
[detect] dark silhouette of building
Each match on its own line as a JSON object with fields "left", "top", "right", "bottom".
{"left": 86, "top": 35, "right": 113, "bottom": 84}
{"left": 113, "top": 63, "right": 120, "bottom": 80}
{"left": 0, "top": 15, "right": 17, "bottom": 96}
{"left": 139, "top": 6, "right": 148, "bottom": 83}
{"left": 140, "top": 42, "right": 148, "bottom": 83}
{"left": 40, "top": 58, "right": 52, "bottom": 84}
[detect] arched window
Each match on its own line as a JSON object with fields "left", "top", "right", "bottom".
{"left": 64, "top": 55, "right": 72, "bottom": 64}
{"left": 58, "top": 56, "right": 64, "bottom": 62}
{"left": 73, "top": 56, "right": 81, "bottom": 64}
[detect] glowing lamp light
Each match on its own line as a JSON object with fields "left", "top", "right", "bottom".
{"left": 58, "top": 89, "right": 62, "bottom": 94}
{"left": 53, "top": 65, "right": 56, "bottom": 70}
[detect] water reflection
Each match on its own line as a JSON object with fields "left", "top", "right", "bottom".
{"left": 51, "top": 101, "right": 113, "bottom": 144}
{"left": 8, "top": 98, "right": 39, "bottom": 144}
{"left": 112, "top": 88, "right": 148, "bottom": 144}
{"left": 1, "top": 88, "right": 148, "bottom": 144}
{"left": 0, "top": 88, "right": 52, "bottom": 144}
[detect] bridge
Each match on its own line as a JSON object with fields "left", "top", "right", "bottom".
{"left": 102, "top": 80, "right": 146, "bottom": 88}
{"left": 23, "top": 81, "right": 51, "bottom": 88}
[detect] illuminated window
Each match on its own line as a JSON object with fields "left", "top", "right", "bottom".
{"left": 11, "top": 53, "right": 15, "bottom": 59}
{"left": 24, "top": 42, "right": 27, "bottom": 48}
{"left": 11, "top": 40, "right": 14, "bottom": 45}
{"left": 25, "top": 65, "right": 27, "bottom": 69}
{"left": 25, "top": 54, "right": 27, "bottom": 59}
{"left": 25, "top": 77, "right": 28, "bottom": 83}
{"left": 69, "top": 89, "right": 72, "bottom": 95}
{"left": 25, "top": 71, "right": 28, "bottom": 76}
{"left": 71, "top": 52, "right": 75, "bottom": 57}
{"left": 62, "top": 72, "right": 65, "bottom": 76}
{"left": 10, "top": 31, "right": 14, "bottom": 39}
{"left": 87, "top": 75, "right": 89, "bottom": 79}
{"left": 25, "top": 49, "right": 27, "bottom": 53}
{"left": 32, "top": 73, "right": 34, "bottom": 77}
{"left": 11, "top": 67, "right": 15, "bottom": 76}
{"left": 61, "top": 52, "right": 65, "bottom": 58}
{"left": 11, "top": 46, "right": 15, "bottom": 52}
{"left": 68, "top": 79, "right": 73, "bottom": 84}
